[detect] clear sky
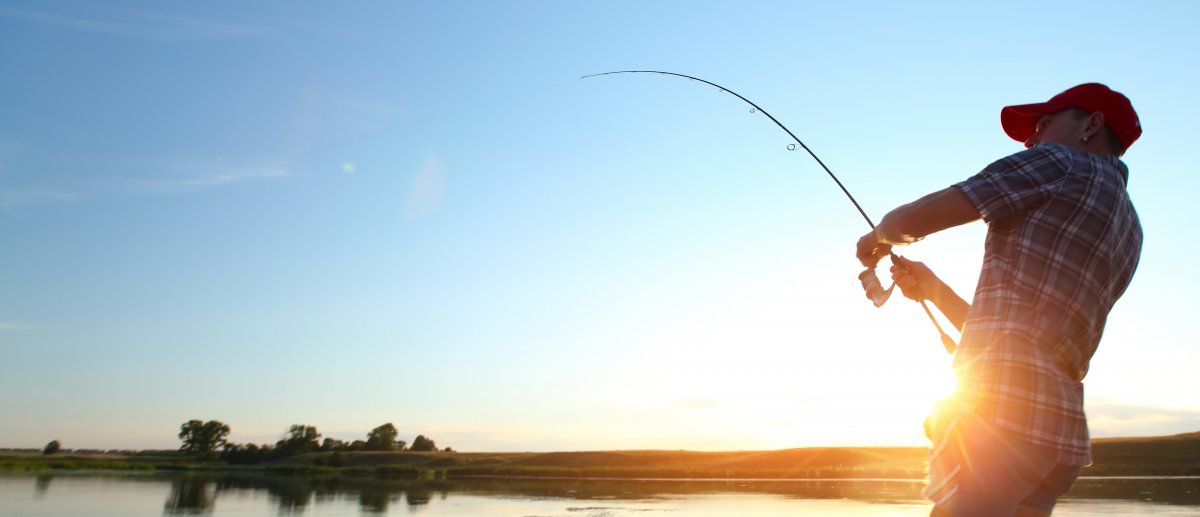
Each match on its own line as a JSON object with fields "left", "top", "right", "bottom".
{"left": 1, "top": 1, "right": 1197, "bottom": 452}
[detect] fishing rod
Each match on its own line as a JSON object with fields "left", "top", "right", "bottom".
{"left": 582, "top": 70, "right": 957, "bottom": 354}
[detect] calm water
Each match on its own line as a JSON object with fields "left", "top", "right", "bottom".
{"left": 2, "top": 473, "right": 1198, "bottom": 516}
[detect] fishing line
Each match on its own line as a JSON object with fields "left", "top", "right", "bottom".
{"left": 582, "top": 70, "right": 957, "bottom": 354}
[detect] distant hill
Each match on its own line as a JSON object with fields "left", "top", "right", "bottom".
{"left": 1087, "top": 430, "right": 1200, "bottom": 475}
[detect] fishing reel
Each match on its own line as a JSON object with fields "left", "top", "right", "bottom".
{"left": 857, "top": 268, "right": 895, "bottom": 308}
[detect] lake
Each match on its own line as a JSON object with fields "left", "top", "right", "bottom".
{"left": 2, "top": 473, "right": 1198, "bottom": 516}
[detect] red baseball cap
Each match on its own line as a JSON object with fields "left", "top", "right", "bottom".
{"left": 1000, "top": 83, "right": 1142, "bottom": 150}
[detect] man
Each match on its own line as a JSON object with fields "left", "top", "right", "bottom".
{"left": 855, "top": 83, "right": 1143, "bottom": 516}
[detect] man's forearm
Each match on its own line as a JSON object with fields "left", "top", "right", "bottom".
{"left": 927, "top": 278, "right": 970, "bottom": 332}
{"left": 874, "top": 187, "right": 982, "bottom": 245}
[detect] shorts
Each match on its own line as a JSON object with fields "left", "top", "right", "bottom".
{"left": 924, "top": 412, "right": 1082, "bottom": 516}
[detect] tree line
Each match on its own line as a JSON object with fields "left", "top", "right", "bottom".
{"left": 178, "top": 420, "right": 450, "bottom": 464}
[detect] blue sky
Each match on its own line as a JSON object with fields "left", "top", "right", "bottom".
{"left": 1, "top": 1, "right": 1197, "bottom": 451}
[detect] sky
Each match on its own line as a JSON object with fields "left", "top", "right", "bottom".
{"left": 1, "top": 1, "right": 1197, "bottom": 452}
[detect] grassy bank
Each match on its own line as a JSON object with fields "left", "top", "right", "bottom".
{"left": 3, "top": 430, "right": 1197, "bottom": 479}
{"left": 1086, "top": 430, "right": 1200, "bottom": 476}
{"left": 0, "top": 450, "right": 183, "bottom": 472}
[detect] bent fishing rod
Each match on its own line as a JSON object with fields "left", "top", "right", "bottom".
{"left": 582, "top": 70, "right": 957, "bottom": 354}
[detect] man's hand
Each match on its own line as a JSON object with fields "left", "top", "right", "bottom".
{"left": 890, "top": 255, "right": 934, "bottom": 301}
{"left": 856, "top": 230, "right": 892, "bottom": 268}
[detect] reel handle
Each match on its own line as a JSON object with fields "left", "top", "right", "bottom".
{"left": 857, "top": 268, "right": 894, "bottom": 308}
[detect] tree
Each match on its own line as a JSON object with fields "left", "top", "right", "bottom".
{"left": 43, "top": 440, "right": 61, "bottom": 455}
{"left": 366, "top": 423, "right": 401, "bottom": 451}
{"left": 178, "top": 420, "right": 231, "bottom": 460}
{"left": 221, "top": 443, "right": 272, "bottom": 465}
{"left": 410, "top": 435, "right": 437, "bottom": 452}
{"left": 276, "top": 424, "right": 321, "bottom": 456}
{"left": 321, "top": 437, "right": 348, "bottom": 451}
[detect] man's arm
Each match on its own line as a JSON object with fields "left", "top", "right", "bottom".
{"left": 876, "top": 186, "right": 981, "bottom": 244}
{"left": 857, "top": 187, "right": 981, "bottom": 267}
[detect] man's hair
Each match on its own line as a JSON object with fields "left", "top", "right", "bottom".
{"left": 1067, "top": 108, "right": 1125, "bottom": 156}
{"left": 1103, "top": 127, "right": 1124, "bottom": 156}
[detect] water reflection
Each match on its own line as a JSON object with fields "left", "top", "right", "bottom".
{"left": 357, "top": 487, "right": 393, "bottom": 513}
{"left": 158, "top": 474, "right": 452, "bottom": 514}
{"left": 1067, "top": 477, "right": 1200, "bottom": 506}
{"left": 1, "top": 472, "right": 1196, "bottom": 516}
{"left": 146, "top": 473, "right": 1199, "bottom": 515}
{"left": 164, "top": 476, "right": 215, "bottom": 515}
{"left": 33, "top": 474, "right": 53, "bottom": 497}
{"left": 405, "top": 485, "right": 437, "bottom": 506}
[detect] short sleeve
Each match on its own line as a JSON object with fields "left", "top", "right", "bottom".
{"left": 954, "top": 144, "right": 1074, "bottom": 223}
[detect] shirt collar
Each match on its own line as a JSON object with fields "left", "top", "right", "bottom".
{"left": 1034, "top": 143, "right": 1130, "bottom": 186}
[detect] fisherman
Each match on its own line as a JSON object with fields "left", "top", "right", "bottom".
{"left": 855, "top": 84, "right": 1143, "bottom": 517}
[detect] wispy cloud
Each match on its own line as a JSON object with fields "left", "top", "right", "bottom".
{"left": 117, "top": 164, "right": 288, "bottom": 194}
{"left": 0, "top": 187, "right": 76, "bottom": 208}
{"left": 1087, "top": 398, "right": 1200, "bottom": 438}
{"left": 0, "top": 321, "right": 33, "bottom": 331}
{"left": 0, "top": 139, "right": 78, "bottom": 208}
{"left": 2, "top": 159, "right": 289, "bottom": 209}
{"left": 0, "top": 5, "right": 269, "bottom": 40}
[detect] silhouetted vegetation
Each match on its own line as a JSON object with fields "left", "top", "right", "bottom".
{"left": 366, "top": 423, "right": 405, "bottom": 451}
{"left": 42, "top": 440, "right": 60, "bottom": 456}
{"left": 410, "top": 435, "right": 437, "bottom": 452}
{"left": 277, "top": 424, "right": 321, "bottom": 456}
{"left": 199, "top": 420, "right": 448, "bottom": 465}
{"left": 178, "top": 420, "right": 230, "bottom": 460}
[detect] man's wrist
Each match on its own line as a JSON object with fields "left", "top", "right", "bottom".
{"left": 928, "top": 279, "right": 953, "bottom": 308}
{"left": 874, "top": 222, "right": 894, "bottom": 245}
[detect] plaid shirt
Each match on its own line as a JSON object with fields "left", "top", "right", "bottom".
{"left": 951, "top": 143, "right": 1142, "bottom": 466}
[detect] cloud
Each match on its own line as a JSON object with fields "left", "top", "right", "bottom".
{"left": 1086, "top": 398, "right": 1200, "bottom": 438}
{"left": 116, "top": 164, "right": 287, "bottom": 194}
{"left": 0, "top": 187, "right": 76, "bottom": 208}
{"left": 0, "top": 140, "right": 78, "bottom": 207}
{"left": 0, "top": 321, "right": 33, "bottom": 331}
{"left": 0, "top": 5, "right": 269, "bottom": 40}
{"left": 1, "top": 158, "right": 288, "bottom": 210}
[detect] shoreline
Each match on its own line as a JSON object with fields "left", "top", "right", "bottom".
{"left": 3, "top": 431, "right": 1197, "bottom": 479}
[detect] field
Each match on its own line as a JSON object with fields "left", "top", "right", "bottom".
{"left": 2, "top": 430, "right": 1197, "bottom": 479}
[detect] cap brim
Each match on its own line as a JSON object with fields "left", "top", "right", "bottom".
{"left": 1000, "top": 102, "right": 1055, "bottom": 143}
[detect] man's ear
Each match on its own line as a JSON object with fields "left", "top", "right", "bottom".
{"left": 1084, "top": 111, "right": 1107, "bottom": 139}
